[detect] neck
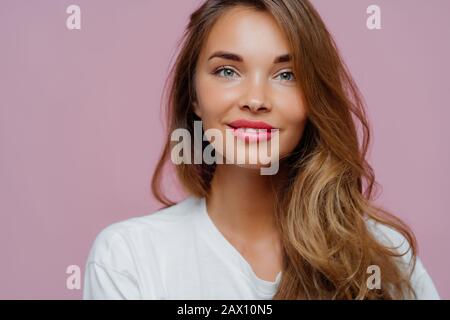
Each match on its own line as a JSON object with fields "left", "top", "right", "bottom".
{"left": 205, "top": 164, "right": 287, "bottom": 241}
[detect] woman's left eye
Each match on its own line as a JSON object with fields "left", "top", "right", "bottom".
{"left": 275, "top": 71, "right": 296, "bottom": 81}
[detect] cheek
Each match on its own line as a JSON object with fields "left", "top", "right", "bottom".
{"left": 278, "top": 93, "right": 308, "bottom": 150}
{"left": 195, "top": 76, "right": 239, "bottom": 128}
{"left": 196, "top": 76, "right": 235, "bottom": 124}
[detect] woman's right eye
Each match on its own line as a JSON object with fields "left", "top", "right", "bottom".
{"left": 213, "top": 67, "right": 239, "bottom": 79}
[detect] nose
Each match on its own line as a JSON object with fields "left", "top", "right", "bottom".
{"left": 239, "top": 77, "right": 271, "bottom": 113}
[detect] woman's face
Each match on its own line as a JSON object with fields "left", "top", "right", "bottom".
{"left": 193, "top": 6, "right": 307, "bottom": 170}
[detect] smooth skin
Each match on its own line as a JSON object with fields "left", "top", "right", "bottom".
{"left": 193, "top": 6, "right": 308, "bottom": 282}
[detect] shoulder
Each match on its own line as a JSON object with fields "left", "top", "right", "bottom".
{"left": 365, "top": 217, "right": 420, "bottom": 273}
{"left": 365, "top": 218, "right": 440, "bottom": 299}
{"left": 85, "top": 195, "right": 202, "bottom": 268}
{"left": 83, "top": 196, "right": 203, "bottom": 299}
{"left": 365, "top": 218, "right": 413, "bottom": 258}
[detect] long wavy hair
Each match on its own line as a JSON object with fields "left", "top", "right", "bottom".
{"left": 151, "top": 0, "right": 418, "bottom": 299}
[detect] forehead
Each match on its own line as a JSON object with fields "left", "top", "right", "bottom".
{"left": 199, "top": 6, "right": 292, "bottom": 62}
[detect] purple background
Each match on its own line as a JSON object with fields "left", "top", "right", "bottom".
{"left": 0, "top": 0, "right": 448, "bottom": 299}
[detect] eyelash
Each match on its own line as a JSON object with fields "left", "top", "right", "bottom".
{"left": 212, "top": 66, "right": 296, "bottom": 82}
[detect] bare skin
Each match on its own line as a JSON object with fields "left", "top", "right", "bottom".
{"left": 206, "top": 165, "right": 287, "bottom": 282}
{"left": 193, "top": 6, "right": 308, "bottom": 282}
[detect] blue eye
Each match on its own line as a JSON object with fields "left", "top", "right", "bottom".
{"left": 214, "top": 67, "right": 238, "bottom": 79}
{"left": 213, "top": 67, "right": 296, "bottom": 82}
{"left": 276, "top": 71, "right": 296, "bottom": 81}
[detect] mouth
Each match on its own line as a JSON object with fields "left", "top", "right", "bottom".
{"left": 227, "top": 119, "right": 276, "bottom": 130}
{"left": 225, "top": 121, "right": 279, "bottom": 143}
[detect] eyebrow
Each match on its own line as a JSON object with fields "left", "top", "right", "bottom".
{"left": 207, "top": 51, "right": 292, "bottom": 64}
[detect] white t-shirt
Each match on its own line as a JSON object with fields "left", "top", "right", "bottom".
{"left": 83, "top": 196, "right": 440, "bottom": 300}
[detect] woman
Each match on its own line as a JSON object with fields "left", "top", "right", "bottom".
{"left": 83, "top": 0, "right": 440, "bottom": 299}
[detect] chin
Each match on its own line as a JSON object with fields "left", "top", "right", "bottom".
{"left": 233, "top": 163, "right": 265, "bottom": 170}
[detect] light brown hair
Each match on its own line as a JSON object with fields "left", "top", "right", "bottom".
{"left": 152, "top": 0, "right": 418, "bottom": 299}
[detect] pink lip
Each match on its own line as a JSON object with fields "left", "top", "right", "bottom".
{"left": 226, "top": 119, "right": 278, "bottom": 143}
{"left": 228, "top": 119, "right": 275, "bottom": 130}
